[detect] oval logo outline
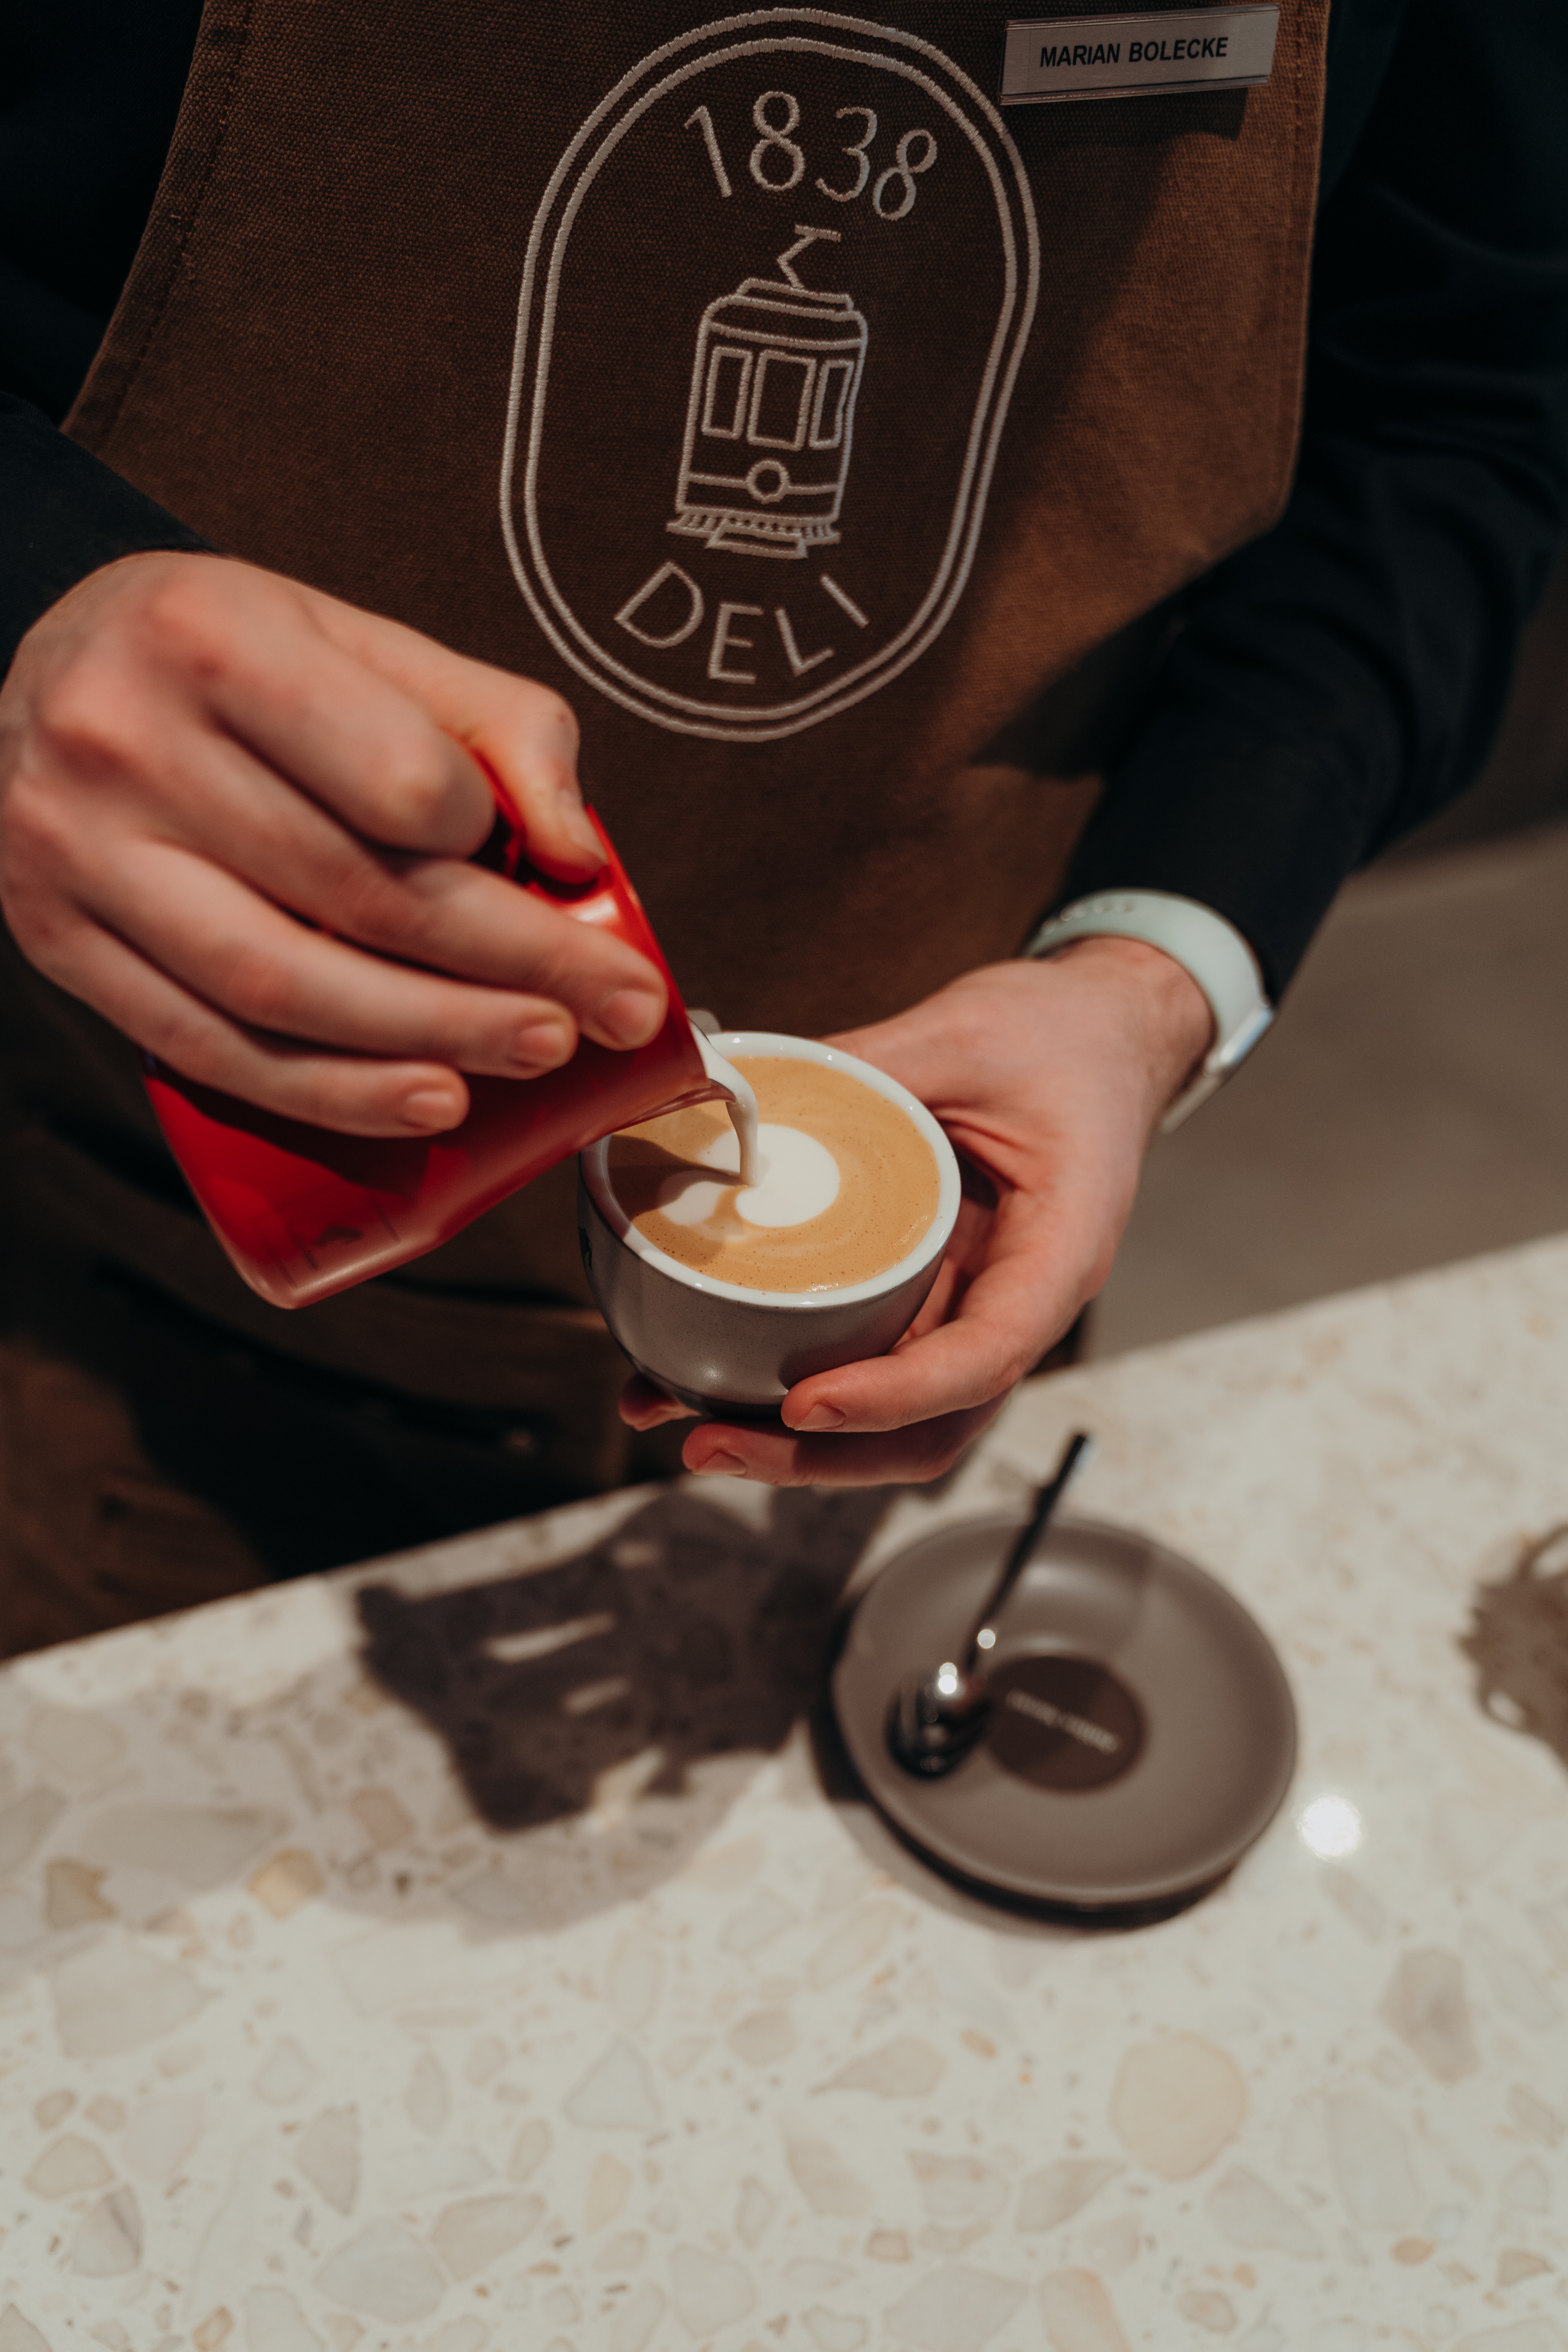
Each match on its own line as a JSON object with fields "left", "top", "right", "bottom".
{"left": 500, "top": 9, "right": 1040, "bottom": 742}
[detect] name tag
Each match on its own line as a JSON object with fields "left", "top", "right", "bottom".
{"left": 1001, "top": 5, "right": 1278, "bottom": 103}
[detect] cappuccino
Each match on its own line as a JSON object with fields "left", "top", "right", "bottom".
{"left": 606, "top": 1055, "right": 941, "bottom": 1293}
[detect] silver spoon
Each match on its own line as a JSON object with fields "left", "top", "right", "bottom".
{"left": 886, "top": 1429, "right": 1094, "bottom": 1779}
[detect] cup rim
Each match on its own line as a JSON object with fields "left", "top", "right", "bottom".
{"left": 581, "top": 1031, "right": 961, "bottom": 1311}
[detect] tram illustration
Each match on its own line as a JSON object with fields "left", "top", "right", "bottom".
{"left": 668, "top": 274, "right": 869, "bottom": 559}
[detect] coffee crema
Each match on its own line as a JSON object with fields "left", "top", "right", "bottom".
{"left": 605, "top": 1056, "right": 941, "bottom": 1293}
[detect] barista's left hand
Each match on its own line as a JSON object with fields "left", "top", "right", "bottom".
{"left": 618, "top": 937, "right": 1212, "bottom": 1485}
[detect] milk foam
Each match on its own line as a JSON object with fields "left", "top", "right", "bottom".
{"left": 656, "top": 1123, "right": 840, "bottom": 1230}
{"left": 604, "top": 1053, "right": 942, "bottom": 1294}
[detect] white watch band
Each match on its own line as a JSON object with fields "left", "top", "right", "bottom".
{"left": 1023, "top": 890, "right": 1274, "bottom": 1132}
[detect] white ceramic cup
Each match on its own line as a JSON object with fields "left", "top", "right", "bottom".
{"left": 577, "top": 1031, "right": 962, "bottom": 1418}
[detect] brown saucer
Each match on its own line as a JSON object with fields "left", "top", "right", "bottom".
{"left": 832, "top": 1514, "right": 1296, "bottom": 1909}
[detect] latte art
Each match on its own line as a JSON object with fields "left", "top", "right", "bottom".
{"left": 606, "top": 1056, "right": 941, "bottom": 1293}
{"left": 655, "top": 1121, "right": 842, "bottom": 1231}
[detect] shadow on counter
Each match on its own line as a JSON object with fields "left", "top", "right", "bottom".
{"left": 355, "top": 1480, "right": 890, "bottom": 1831}
{"left": 355, "top": 1475, "right": 1218, "bottom": 1942}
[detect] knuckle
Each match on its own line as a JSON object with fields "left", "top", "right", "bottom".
{"left": 220, "top": 943, "right": 304, "bottom": 1033}
{"left": 366, "top": 719, "right": 487, "bottom": 840}
{"left": 519, "top": 684, "right": 579, "bottom": 757}
{"left": 1, "top": 769, "right": 78, "bottom": 875}
{"left": 149, "top": 1005, "right": 227, "bottom": 1088}
{"left": 382, "top": 764, "right": 462, "bottom": 841}
{"left": 334, "top": 858, "right": 483, "bottom": 987}
{"left": 519, "top": 932, "right": 583, "bottom": 1006}
{"left": 30, "top": 666, "right": 132, "bottom": 771}
{"left": 27, "top": 668, "right": 176, "bottom": 808}
{"left": 0, "top": 810, "right": 96, "bottom": 962}
{"left": 5, "top": 895, "right": 83, "bottom": 984}
{"left": 329, "top": 853, "right": 416, "bottom": 948}
{"left": 131, "top": 566, "right": 229, "bottom": 669}
{"left": 479, "top": 904, "right": 586, "bottom": 1007}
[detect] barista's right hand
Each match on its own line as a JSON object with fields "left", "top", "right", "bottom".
{"left": 0, "top": 551, "right": 667, "bottom": 1135}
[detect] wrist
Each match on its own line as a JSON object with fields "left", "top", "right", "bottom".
{"left": 1025, "top": 890, "right": 1273, "bottom": 1129}
{"left": 1049, "top": 935, "right": 1214, "bottom": 1116}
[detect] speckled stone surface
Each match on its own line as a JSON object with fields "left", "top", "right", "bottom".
{"left": 5, "top": 1238, "right": 1568, "bottom": 2352}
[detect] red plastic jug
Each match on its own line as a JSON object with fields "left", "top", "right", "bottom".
{"left": 143, "top": 809, "right": 715, "bottom": 1308}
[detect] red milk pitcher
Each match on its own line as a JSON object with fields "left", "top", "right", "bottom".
{"left": 143, "top": 809, "right": 717, "bottom": 1308}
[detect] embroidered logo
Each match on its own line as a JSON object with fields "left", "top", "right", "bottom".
{"left": 501, "top": 9, "right": 1039, "bottom": 741}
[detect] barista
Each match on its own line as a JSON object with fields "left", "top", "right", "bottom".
{"left": 0, "top": 0, "right": 1563, "bottom": 1621}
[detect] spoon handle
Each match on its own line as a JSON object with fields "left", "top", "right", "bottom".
{"left": 962, "top": 1430, "right": 1094, "bottom": 1672}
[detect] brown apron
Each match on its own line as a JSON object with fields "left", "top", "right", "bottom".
{"left": 2, "top": 0, "right": 1328, "bottom": 1613}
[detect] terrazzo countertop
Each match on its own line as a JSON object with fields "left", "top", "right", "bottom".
{"left": 5, "top": 1238, "right": 1568, "bottom": 2352}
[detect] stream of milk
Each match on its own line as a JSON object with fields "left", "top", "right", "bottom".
{"left": 691, "top": 1027, "right": 762, "bottom": 1189}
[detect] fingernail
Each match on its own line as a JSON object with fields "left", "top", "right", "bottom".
{"left": 793, "top": 1403, "right": 846, "bottom": 1432}
{"left": 692, "top": 1451, "right": 746, "bottom": 1478}
{"left": 401, "top": 1087, "right": 461, "bottom": 1132}
{"left": 597, "top": 986, "right": 664, "bottom": 1049}
{"left": 510, "top": 1020, "right": 572, "bottom": 1071}
{"left": 560, "top": 797, "right": 604, "bottom": 860}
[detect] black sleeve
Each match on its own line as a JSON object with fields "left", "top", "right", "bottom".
{"left": 1061, "top": 0, "right": 1568, "bottom": 998}
{"left": 0, "top": 0, "right": 212, "bottom": 675}
{"left": 0, "top": 391, "right": 212, "bottom": 676}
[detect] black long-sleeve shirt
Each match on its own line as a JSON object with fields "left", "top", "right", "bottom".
{"left": 3, "top": 0, "right": 1566, "bottom": 996}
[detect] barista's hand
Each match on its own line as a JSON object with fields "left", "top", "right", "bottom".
{"left": 0, "top": 551, "right": 667, "bottom": 1134}
{"left": 619, "top": 940, "right": 1212, "bottom": 1485}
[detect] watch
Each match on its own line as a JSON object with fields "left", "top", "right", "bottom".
{"left": 1023, "top": 890, "right": 1275, "bottom": 1132}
